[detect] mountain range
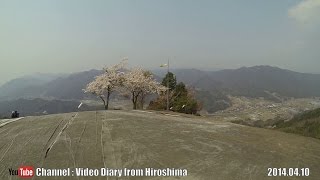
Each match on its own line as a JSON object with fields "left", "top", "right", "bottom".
{"left": 0, "top": 70, "right": 102, "bottom": 101}
{"left": 1, "top": 65, "right": 320, "bottom": 114}
{"left": 170, "top": 66, "right": 320, "bottom": 98}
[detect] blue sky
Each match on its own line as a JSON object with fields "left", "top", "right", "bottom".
{"left": 0, "top": 0, "right": 319, "bottom": 84}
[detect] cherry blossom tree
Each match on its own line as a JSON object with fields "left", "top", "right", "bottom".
{"left": 123, "top": 68, "right": 166, "bottom": 109}
{"left": 84, "top": 60, "right": 127, "bottom": 110}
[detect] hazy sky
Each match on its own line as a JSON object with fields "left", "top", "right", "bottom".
{"left": 1, "top": 0, "right": 320, "bottom": 84}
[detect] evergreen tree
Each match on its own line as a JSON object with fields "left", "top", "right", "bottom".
{"left": 149, "top": 73, "right": 201, "bottom": 114}
{"left": 161, "top": 72, "right": 177, "bottom": 91}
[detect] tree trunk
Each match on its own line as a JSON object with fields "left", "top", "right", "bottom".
{"left": 99, "top": 96, "right": 107, "bottom": 110}
{"left": 132, "top": 91, "right": 141, "bottom": 110}
{"left": 106, "top": 88, "right": 111, "bottom": 110}
{"left": 133, "top": 95, "right": 138, "bottom": 110}
{"left": 140, "top": 93, "right": 145, "bottom": 109}
{"left": 132, "top": 92, "right": 136, "bottom": 109}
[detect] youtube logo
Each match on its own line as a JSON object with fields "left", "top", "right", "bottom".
{"left": 8, "top": 166, "right": 35, "bottom": 178}
{"left": 18, "top": 166, "right": 34, "bottom": 178}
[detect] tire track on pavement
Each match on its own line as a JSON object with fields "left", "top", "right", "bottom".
{"left": 43, "top": 117, "right": 66, "bottom": 151}
{"left": 78, "top": 119, "right": 87, "bottom": 143}
{"left": 65, "top": 133, "right": 80, "bottom": 180}
{"left": 0, "top": 117, "right": 25, "bottom": 128}
{"left": 44, "top": 113, "right": 78, "bottom": 158}
{"left": 95, "top": 111, "right": 99, "bottom": 147}
{"left": 34, "top": 114, "right": 78, "bottom": 180}
{"left": 100, "top": 111, "right": 121, "bottom": 170}
{"left": 0, "top": 134, "right": 18, "bottom": 164}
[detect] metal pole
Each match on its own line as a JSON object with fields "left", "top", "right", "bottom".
{"left": 167, "top": 59, "right": 170, "bottom": 111}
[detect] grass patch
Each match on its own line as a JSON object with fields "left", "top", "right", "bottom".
{"left": 276, "top": 118, "right": 320, "bottom": 139}
{"left": 274, "top": 108, "right": 320, "bottom": 139}
{"left": 231, "top": 108, "right": 320, "bottom": 139}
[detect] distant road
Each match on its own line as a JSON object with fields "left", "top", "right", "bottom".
{"left": 0, "top": 110, "right": 320, "bottom": 179}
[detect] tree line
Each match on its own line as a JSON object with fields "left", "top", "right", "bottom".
{"left": 84, "top": 60, "right": 201, "bottom": 114}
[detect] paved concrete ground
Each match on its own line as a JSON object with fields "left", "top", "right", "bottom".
{"left": 0, "top": 110, "right": 320, "bottom": 179}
